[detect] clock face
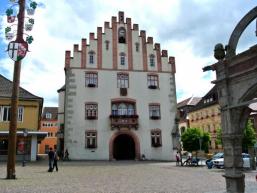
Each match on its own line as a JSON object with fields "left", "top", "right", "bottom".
{"left": 119, "top": 28, "right": 125, "bottom": 36}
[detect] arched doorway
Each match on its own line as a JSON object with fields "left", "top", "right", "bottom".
{"left": 113, "top": 134, "right": 135, "bottom": 160}
{"left": 109, "top": 130, "right": 140, "bottom": 161}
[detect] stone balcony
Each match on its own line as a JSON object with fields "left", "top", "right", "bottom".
{"left": 109, "top": 115, "right": 139, "bottom": 130}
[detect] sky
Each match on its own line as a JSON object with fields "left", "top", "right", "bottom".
{"left": 0, "top": 0, "right": 256, "bottom": 107}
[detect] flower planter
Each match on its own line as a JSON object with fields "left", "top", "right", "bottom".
{"left": 25, "top": 23, "right": 33, "bottom": 31}
{"left": 7, "top": 16, "right": 15, "bottom": 23}
{"left": 6, "top": 33, "right": 14, "bottom": 40}
{"left": 27, "top": 8, "right": 35, "bottom": 15}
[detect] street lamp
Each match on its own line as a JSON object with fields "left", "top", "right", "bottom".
{"left": 6, "top": 0, "right": 37, "bottom": 179}
{"left": 22, "top": 129, "right": 28, "bottom": 167}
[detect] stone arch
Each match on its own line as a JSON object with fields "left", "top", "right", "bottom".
{"left": 109, "top": 130, "right": 140, "bottom": 160}
{"left": 226, "top": 6, "right": 257, "bottom": 58}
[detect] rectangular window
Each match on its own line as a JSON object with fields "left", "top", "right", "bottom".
{"left": 149, "top": 104, "right": 161, "bottom": 119}
{"left": 151, "top": 130, "right": 162, "bottom": 147}
{"left": 45, "top": 145, "right": 49, "bottom": 154}
{"left": 147, "top": 75, "right": 158, "bottom": 89}
{"left": 46, "top": 112, "right": 52, "bottom": 119}
{"left": 85, "top": 103, "right": 98, "bottom": 119}
{"left": 2, "top": 106, "right": 11, "bottom": 122}
{"left": 117, "top": 74, "right": 129, "bottom": 88}
{"left": 18, "top": 106, "right": 24, "bottom": 122}
{"left": 89, "top": 54, "right": 94, "bottom": 64}
{"left": 85, "top": 72, "right": 98, "bottom": 87}
{"left": 120, "top": 56, "right": 125, "bottom": 65}
{"left": 150, "top": 57, "right": 155, "bottom": 67}
{"left": 85, "top": 131, "right": 97, "bottom": 148}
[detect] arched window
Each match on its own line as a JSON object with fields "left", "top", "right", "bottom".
{"left": 118, "top": 103, "right": 127, "bottom": 115}
{"left": 149, "top": 54, "right": 155, "bottom": 67}
{"left": 118, "top": 27, "right": 126, "bottom": 43}
{"left": 88, "top": 51, "right": 95, "bottom": 64}
{"left": 111, "top": 104, "right": 118, "bottom": 115}
{"left": 128, "top": 104, "right": 135, "bottom": 115}
{"left": 119, "top": 52, "right": 126, "bottom": 65}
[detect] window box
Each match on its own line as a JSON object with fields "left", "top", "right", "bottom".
{"left": 87, "top": 83, "right": 96, "bottom": 87}
{"left": 87, "top": 115, "right": 97, "bottom": 120}
{"left": 150, "top": 115, "right": 160, "bottom": 120}
{"left": 152, "top": 143, "right": 161, "bottom": 147}
{"left": 148, "top": 85, "right": 157, "bottom": 89}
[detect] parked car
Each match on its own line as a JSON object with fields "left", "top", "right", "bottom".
{"left": 206, "top": 152, "right": 224, "bottom": 169}
{"left": 213, "top": 153, "right": 251, "bottom": 169}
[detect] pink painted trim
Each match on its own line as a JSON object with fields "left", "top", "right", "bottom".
{"left": 65, "top": 51, "right": 71, "bottom": 69}
{"left": 169, "top": 56, "right": 176, "bottom": 73}
{"left": 109, "top": 130, "right": 140, "bottom": 160}
{"left": 127, "top": 18, "right": 133, "bottom": 70}
{"left": 140, "top": 30, "right": 147, "bottom": 71}
{"left": 97, "top": 27, "right": 102, "bottom": 69}
{"left": 81, "top": 39, "right": 87, "bottom": 68}
{"left": 90, "top": 33, "right": 95, "bottom": 40}
{"left": 74, "top": 44, "right": 79, "bottom": 52}
{"left": 155, "top": 43, "right": 162, "bottom": 72}
{"left": 112, "top": 17, "right": 117, "bottom": 69}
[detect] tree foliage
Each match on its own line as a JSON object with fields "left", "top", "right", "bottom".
{"left": 181, "top": 128, "right": 210, "bottom": 153}
{"left": 215, "top": 127, "right": 222, "bottom": 145}
{"left": 215, "top": 120, "right": 256, "bottom": 151}
{"left": 242, "top": 119, "right": 257, "bottom": 151}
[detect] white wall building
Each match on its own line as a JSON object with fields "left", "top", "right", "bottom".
{"left": 58, "top": 12, "right": 178, "bottom": 161}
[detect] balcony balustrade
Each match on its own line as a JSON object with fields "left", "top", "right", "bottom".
{"left": 109, "top": 114, "right": 138, "bottom": 130}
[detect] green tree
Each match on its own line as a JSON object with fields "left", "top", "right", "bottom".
{"left": 181, "top": 128, "right": 210, "bottom": 154}
{"left": 215, "top": 127, "right": 222, "bottom": 145}
{"left": 242, "top": 120, "right": 257, "bottom": 152}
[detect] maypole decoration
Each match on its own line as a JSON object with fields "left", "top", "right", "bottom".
{"left": 5, "top": 0, "right": 37, "bottom": 61}
{"left": 5, "top": 0, "right": 37, "bottom": 179}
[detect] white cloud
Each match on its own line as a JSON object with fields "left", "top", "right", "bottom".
{"left": 0, "top": 0, "right": 256, "bottom": 106}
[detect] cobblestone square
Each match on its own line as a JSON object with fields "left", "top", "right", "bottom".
{"left": 0, "top": 161, "right": 256, "bottom": 193}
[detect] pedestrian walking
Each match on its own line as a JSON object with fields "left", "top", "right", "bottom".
{"left": 64, "top": 149, "right": 70, "bottom": 161}
{"left": 48, "top": 147, "right": 54, "bottom": 172}
{"left": 53, "top": 149, "right": 59, "bottom": 172}
{"left": 176, "top": 152, "right": 180, "bottom": 166}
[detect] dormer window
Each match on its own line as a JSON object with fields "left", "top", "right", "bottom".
{"left": 88, "top": 51, "right": 95, "bottom": 64}
{"left": 46, "top": 113, "right": 52, "bottom": 119}
{"left": 118, "top": 27, "right": 126, "bottom": 43}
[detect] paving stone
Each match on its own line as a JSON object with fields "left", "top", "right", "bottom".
{"left": 0, "top": 161, "right": 256, "bottom": 193}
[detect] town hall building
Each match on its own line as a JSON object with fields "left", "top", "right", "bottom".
{"left": 58, "top": 12, "right": 178, "bottom": 160}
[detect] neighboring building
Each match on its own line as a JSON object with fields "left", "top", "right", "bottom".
{"left": 177, "top": 97, "right": 201, "bottom": 135}
{"left": 188, "top": 86, "right": 221, "bottom": 151}
{"left": 0, "top": 74, "right": 47, "bottom": 161}
{"left": 58, "top": 11, "right": 177, "bottom": 161}
{"left": 38, "top": 107, "right": 58, "bottom": 154}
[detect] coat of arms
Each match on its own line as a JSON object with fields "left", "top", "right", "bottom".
{"left": 7, "top": 41, "right": 28, "bottom": 61}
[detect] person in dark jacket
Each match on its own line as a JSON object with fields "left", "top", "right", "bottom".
{"left": 53, "top": 149, "right": 59, "bottom": 172}
{"left": 48, "top": 147, "right": 54, "bottom": 172}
